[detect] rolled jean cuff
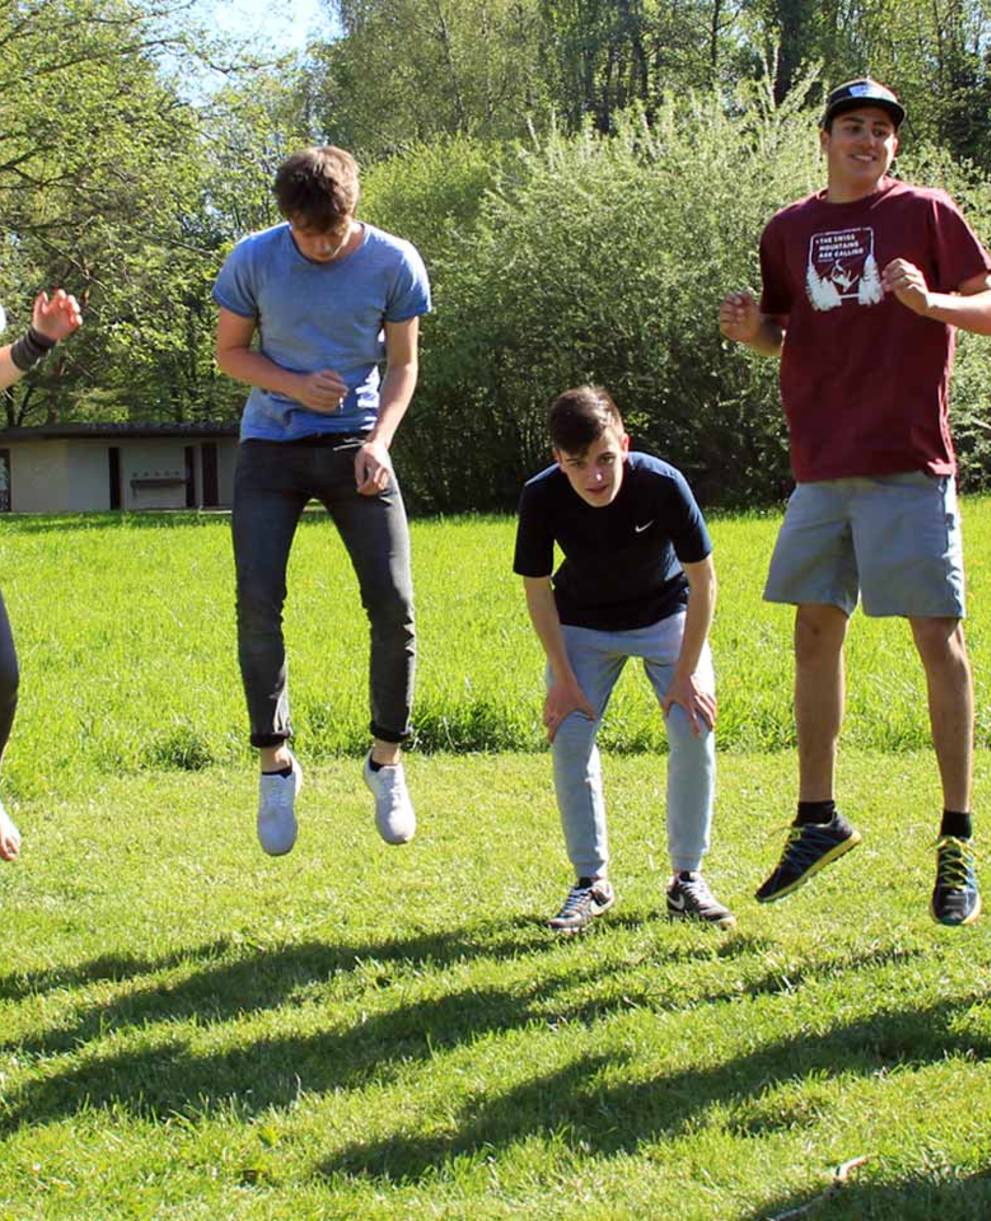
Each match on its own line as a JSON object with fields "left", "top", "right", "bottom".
{"left": 671, "top": 856, "right": 704, "bottom": 873}
{"left": 370, "top": 720, "right": 411, "bottom": 744}
{"left": 250, "top": 730, "right": 292, "bottom": 749}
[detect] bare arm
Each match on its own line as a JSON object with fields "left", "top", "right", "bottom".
{"left": 0, "top": 290, "right": 82, "bottom": 392}
{"left": 718, "top": 290, "right": 784, "bottom": 357}
{"left": 882, "top": 264, "right": 991, "bottom": 335}
{"left": 0, "top": 346, "right": 22, "bottom": 392}
{"left": 661, "top": 554, "right": 717, "bottom": 734}
{"left": 354, "top": 316, "right": 420, "bottom": 495}
{"left": 523, "top": 575, "right": 595, "bottom": 741}
{"left": 214, "top": 307, "right": 348, "bottom": 410}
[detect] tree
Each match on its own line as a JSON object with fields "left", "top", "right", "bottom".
{"left": 311, "top": 0, "right": 549, "bottom": 157}
{"left": 0, "top": 0, "right": 244, "bottom": 426}
{"left": 745, "top": 0, "right": 991, "bottom": 169}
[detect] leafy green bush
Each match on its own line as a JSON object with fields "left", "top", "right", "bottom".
{"left": 360, "top": 135, "right": 501, "bottom": 272}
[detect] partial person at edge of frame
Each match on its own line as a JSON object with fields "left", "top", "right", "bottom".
{"left": 514, "top": 384, "right": 735, "bottom": 933}
{"left": 719, "top": 77, "right": 991, "bottom": 926}
{"left": 212, "top": 145, "right": 429, "bottom": 858}
{"left": 0, "top": 289, "right": 83, "bottom": 863}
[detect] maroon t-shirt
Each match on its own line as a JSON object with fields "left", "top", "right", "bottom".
{"left": 759, "top": 178, "right": 991, "bottom": 482}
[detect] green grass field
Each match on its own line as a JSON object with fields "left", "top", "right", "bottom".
{"left": 2, "top": 507, "right": 990, "bottom": 1217}
{"left": 5, "top": 502, "right": 991, "bottom": 799}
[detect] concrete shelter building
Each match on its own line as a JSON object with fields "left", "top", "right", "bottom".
{"left": 0, "top": 423, "right": 239, "bottom": 513}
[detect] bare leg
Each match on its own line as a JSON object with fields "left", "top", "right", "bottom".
{"left": 370, "top": 739, "right": 402, "bottom": 766}
{"left": 910, "top": 617, "right": 973, "bottom": 813}
{"left": 794, "top": 604, "right": 849, "bottom": 802}
{"left": 260, "top": 744, "right": 294, "bottom": 771}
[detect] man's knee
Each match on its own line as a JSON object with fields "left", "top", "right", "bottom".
{"left": 663, "top": 700, "right": 711, "bottom": 746}
{"left": 794, "top": 604, "right": 848, "bottom": 665}
{"left": 552, "top": 711, "right": 598, "bottom": 757}
{"left": 365, "top": 581, "right": 415, "bottom": 638}
{"left": 911, "top": 617, "right": 969, "bottom": 673}
{"left": 236, "top": 573, "right": 287, "bottom": 629}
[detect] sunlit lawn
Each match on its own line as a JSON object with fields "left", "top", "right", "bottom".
{"left": 1, "top": 507, "right": 990, "bottom": 1216}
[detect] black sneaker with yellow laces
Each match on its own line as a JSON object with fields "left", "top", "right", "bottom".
{"left": 755, "top": 813, "right": 861, "bottom": 903}
{"left": 931, "top": 836, "right": 981, "bottom": 926}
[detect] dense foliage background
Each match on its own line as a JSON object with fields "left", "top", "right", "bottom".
{"left": 2, "top": 0, "right": 991, "bottom": 508}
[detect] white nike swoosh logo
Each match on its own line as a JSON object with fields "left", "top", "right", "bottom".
{"left": 668, "top": 893, "right": 686, "bottom": 910}
{"left": 635, "top": 521, "right": 654, "bottom": 533}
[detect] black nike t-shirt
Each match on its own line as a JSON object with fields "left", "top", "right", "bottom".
{"left": 513, "top": 452, "right": 712, "bottom": 631}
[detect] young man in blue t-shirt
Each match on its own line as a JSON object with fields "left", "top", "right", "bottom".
{"left": 514, "top": 385, "right": 734, "bottom": 931}
{"left": 213, "top": 146, "right": 430, "bottom": 857}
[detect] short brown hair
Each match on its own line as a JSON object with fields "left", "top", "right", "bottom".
{"left": 274, "top": 146, "right": 360, "bottom": 230}
{"left": 548, "top": 385, "right": 625, "bottom": 454}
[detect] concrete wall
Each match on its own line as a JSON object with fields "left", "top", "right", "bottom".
{"left": 121, "top": 442, "right": 189, "bottom": 512}
{"left": 4, "top": 437, "right": 237, "bottom": 513}
{"left": 8, "top": 441, "right": 75, "bottom": 513}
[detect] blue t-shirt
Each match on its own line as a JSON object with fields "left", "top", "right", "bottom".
{"left": 513, "top": 452, "right": 712, "bottom": 631}
{"left": 212, "top": 221, "right": 431, "bottom": 441}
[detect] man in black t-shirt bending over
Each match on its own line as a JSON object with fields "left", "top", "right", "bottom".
{"left": 514, "top": 385, "right": 734, "bottom": 931}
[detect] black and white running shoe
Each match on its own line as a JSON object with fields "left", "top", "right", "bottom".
{"left": 667, "top": 872, "right": 736, "bottom": 928}
{"left": 547, "top": 877, "right": 615, "bottom": 933}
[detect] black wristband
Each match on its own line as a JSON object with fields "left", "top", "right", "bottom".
{"left": 10, "top": 327, "right": 56, "bottom": 372}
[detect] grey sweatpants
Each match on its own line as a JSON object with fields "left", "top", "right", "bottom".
{"left": 549, "top": 612, "right": 715, "bottom": 877}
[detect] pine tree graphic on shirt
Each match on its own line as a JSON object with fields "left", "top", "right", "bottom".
{"left": 806, "top": 227, "right": 884, "bottom": 310}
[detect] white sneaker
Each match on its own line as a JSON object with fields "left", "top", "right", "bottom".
{"left": 362, "top": 752, "right": 416, "bottom": 844}
{"left": 257, "top": 754, "right": 303, "bottom": 856}
{"left": 0, "top": 798, "right": 21, "bottom": 861}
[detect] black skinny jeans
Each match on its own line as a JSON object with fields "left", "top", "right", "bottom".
{"left": 0, "top": 591, "right": 17, "bottom": 764}
{"left": 231, "top": 439, "right": 416, "bottom": 748}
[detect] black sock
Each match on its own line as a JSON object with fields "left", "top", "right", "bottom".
{"left": 368, "top": 757, "right": 384, "bottom": 772}
{"left": 795, "top": 800, "right": 836, "bottom": 826}
{"left": 262, "top": 764, "right": 293, "bottom": 778}
{"left": 940, "top": 809, "right": 972, "bottom": 839}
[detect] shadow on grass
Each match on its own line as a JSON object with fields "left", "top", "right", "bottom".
{"left": 1, "top": 969, "right": 635, "bottom": 1132}
{"left": 0, "top": 910, "right": 761, "bottom": 1004}
{"left": 315, "top": 992, "right": 991, "bottom": 1184}
{"left": 0, "top": 918, "right": 561, "bottom": 1004}
{"left": 556, "top": 943, "right": 923, "bottom": 1026}
{"left": 1, "top": 921, "right": 942, "bottom": 1143}
{"left": 748, "top": 1165, "right": 991, "bottom": 1220}
{"left": 0, "top": 923, "right": 771, "bottom": 1062}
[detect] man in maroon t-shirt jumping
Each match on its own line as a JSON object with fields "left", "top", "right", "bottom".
{"left": 719, "top": 78, "right": 991, "bottom": 926}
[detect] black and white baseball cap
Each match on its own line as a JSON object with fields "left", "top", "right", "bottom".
{"left": 822, "top": 79, "right": 905, "bottom": 129}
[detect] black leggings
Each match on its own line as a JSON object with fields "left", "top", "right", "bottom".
{"left": 0, "top": 592, "right": 19, "bottom": 764}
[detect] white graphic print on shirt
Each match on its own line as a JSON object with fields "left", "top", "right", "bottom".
{"left": 805, "top": 227, "right": 883, "bottom": 311}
